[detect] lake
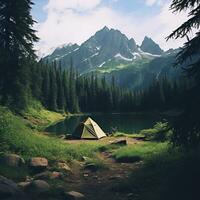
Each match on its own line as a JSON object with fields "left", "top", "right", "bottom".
{"left": 46, "top": 113, "right": 163, "bottom": 135}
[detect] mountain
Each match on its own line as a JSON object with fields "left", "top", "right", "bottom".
{"left": 43, "top": 27, "right": 183, "bottom": 90}
{"left": 43, "top": 27, "right": 163, "bottom": 73}
{"left": 140, "top": 36, "right": 164, "bottom": 55}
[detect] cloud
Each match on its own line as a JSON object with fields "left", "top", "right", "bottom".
{"left": 144, "top": 0, "right": 166, "bottom": 6}
{"left": 145, "top": 0, "right": 157, "bottom": 6}
{"left": 140, "top": 2, "right": 188, "bottom": 49}
{"left": 35, "top": 0, "right": 189, "bottom": 56}
{"left": 45, "top": 0, "right": 101, "bottom": 12}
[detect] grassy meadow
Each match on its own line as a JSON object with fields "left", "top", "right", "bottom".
{"left": 0, "top": 105, "right": 199, "bottom": 200}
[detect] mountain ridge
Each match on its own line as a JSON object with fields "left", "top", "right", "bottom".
{"left": 43, "top": 27, "right": 168, "bottom": 73}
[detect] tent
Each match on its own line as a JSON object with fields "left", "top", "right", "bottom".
{"left": 72, "top": 117, "right": 107, "bottom": 139}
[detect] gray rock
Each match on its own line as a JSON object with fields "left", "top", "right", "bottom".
{"left": 65, "top": 191, "right": 85, "bottom": 199}
{"left": 57, "top": 162, "right": 72, "bottom": 173}
{"left": 33, "top": 171, "right": 51, "bottom": 180}
{"left": 33, "top": 171, "right": 63, "bottom": 180}
{"left": 18, "top": 182, "right": 31, "bottom": 190}
{"left": 50, "top": 171, "right": 63, "bottom": 179}
{"left": 29, "top": 157, "right": 48, "bottom": 171}
{"left": 0, "top": 175, "right": 23, "bottom": 198}
{"left": 0, "top": 154, "right": 25, "bottom": 167}
{"left": 24, "top": 180, "right": 50, "bottom": 196}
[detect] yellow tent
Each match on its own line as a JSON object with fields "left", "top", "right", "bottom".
{"left": 73, "top": 117, "right": 106, "bottom": 139}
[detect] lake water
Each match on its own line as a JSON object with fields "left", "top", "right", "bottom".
{"left": 46, "top": 113, "right": 163, "bottom": 135}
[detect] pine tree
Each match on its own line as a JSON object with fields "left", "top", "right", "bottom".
{"left": 56, "top": 65, "right": 65, "bottom": 111}
{"left": 0, "top": 0, "right": 38, "bottom": 110}
{"left": 167, "top": 0, "right": 200, "bottom": 78}
{"left": 41, "top": 65, "right": 50, "bottom": 108}
{"left": 167, "top": 0, "right": 200, "bottom": 147}
{"left": 49, "top": 67, "right": 58, "bottom": 111}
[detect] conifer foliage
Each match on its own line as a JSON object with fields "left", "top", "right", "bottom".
{"left": 167, "top": 0, "right": 200, "bottom": 147}
{"left": 30, "top": 61, "right": 184, "bottom": 114}
{"left": 0, "top": 0, "right": 38, "bottom": 110}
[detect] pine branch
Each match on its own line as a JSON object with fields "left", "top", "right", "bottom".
{"left": 170, "top": 0, "right": 200, "bottom": 12}
{"left": 166, "top": 9, "right": 200, "bottom": 40}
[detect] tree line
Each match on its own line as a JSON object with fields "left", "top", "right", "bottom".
{"left": 30, "top": 60, "right": 186, "bottom": 113}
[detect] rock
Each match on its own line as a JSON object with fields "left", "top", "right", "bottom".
{"left": 0, "top": 175, "right": 23, "bottom": 198}
{"left": 29, "top": 157, "right": 48, "bottom": 171}
{"left": 111, "top": 139, "right": 127, "bottom": 146}
{"left": 50, "top": 171, "right": 63, "bottom": 179}
{"left": 0, "top": 154, "right": 25, "bottom": 167}
{"left": 58, "top": 162, "right": 72, "bottom": 173}
{"left": 58, "top": 134, "right": 66, "bottom": 139}
{"left": 33, "top": 171, "right": 62, "bottom": 180}
{"left": 24, "top": 180, "right": 50, "bottom": 197}
{"left": 65, "top": 191, "right": 85, "bottom": 199}
{"left": 25, "top": 176, "right": 33, "bottom": 182}
{"left": 35, "top": 171, "right": 63, "bottom": 180}
{"left": 33, "top": 171, "right": 51, "bottom": 180}
{"left": 18, "top": 182, "right": 31, "bottom": 190}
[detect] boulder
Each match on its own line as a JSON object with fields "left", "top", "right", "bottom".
{"left": 0, "top": 175, "right": 23, "bottom": 198}
{"left": 29, "top": 157, "right": 48, "bottom": 171}
{"left": 0, "top": 154, "right": 25, "bottom": 167}
{"left": 65, "top": 191, "right": 85, "bottom": 199}
{"left": 111, "top": 139, "right": 127, "bottom": 146}
{"left": 18, "top": 182, "right": 31, "bottom": 190}
{"left": 58, "top": 162, "right": 72, "bottom": 173}
{"left": 33, "top": 171, "right": 63, "bottom": 180}
{"left": 24, "top": 180, "right": 50, "bottom": 197}
{"left": 50, "top": 171, "right": 63, "bottom": 179}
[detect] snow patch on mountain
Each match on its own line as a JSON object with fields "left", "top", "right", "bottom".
{"left": 98, "top": 62, "right": 106, "bottom": 68}
{"left": 114, "top": 53, "right": 133, "bottom": 61}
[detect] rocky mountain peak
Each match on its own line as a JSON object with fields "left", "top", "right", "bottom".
{"left": 140, "top": 36, "right": 163, "bottom": 55}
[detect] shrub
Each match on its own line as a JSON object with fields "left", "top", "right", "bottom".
{"left": 140, "top": 122, "right": 172, "bottom": 142}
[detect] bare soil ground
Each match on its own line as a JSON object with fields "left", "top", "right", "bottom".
{"left": 62, "top": 137, "right": 142, "bottom": 200}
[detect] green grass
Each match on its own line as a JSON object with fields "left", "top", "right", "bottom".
{"left": 0, "top": 107, "right": 103, "bottom": 162}
{"left": 112, "top": 132, "right": 145, "bottom": 139}
{"left": 21, "top": 100, "right": 65, "bottom": 130}
{"left": 113, "top": 142, "right": 169, "bottom": 162}
{"left": 139, "top": 122, "right": 172, "bottom": 142}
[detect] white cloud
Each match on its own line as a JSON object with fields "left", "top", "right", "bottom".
{"left": 145, "top": 0, "right": 157, "bottom": 6}
{"left": 144, "top": 0, "right": 166, "bottom": 6}
{"left": 35, "top": 0, "right": 189, "bottom": 55}
{"left": 45, "top": 0, "right": 101, "bottom": 12}
{"left": 139, "top": 2, "right": 188, "bottom": 49}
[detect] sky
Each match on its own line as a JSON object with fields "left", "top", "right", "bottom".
{"left": 32, "top": 0, "right": 189, "bottom": 56}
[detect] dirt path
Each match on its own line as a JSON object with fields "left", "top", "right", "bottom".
{"left": 64, "top": 144, "right": 141, "bottom": 200}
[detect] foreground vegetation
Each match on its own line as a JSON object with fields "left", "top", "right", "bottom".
{"left": 0, "top": 107, "right": 103, "bottom": 162}
{"left": 0, "top": 105, "right": 200, "bottom": 200}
